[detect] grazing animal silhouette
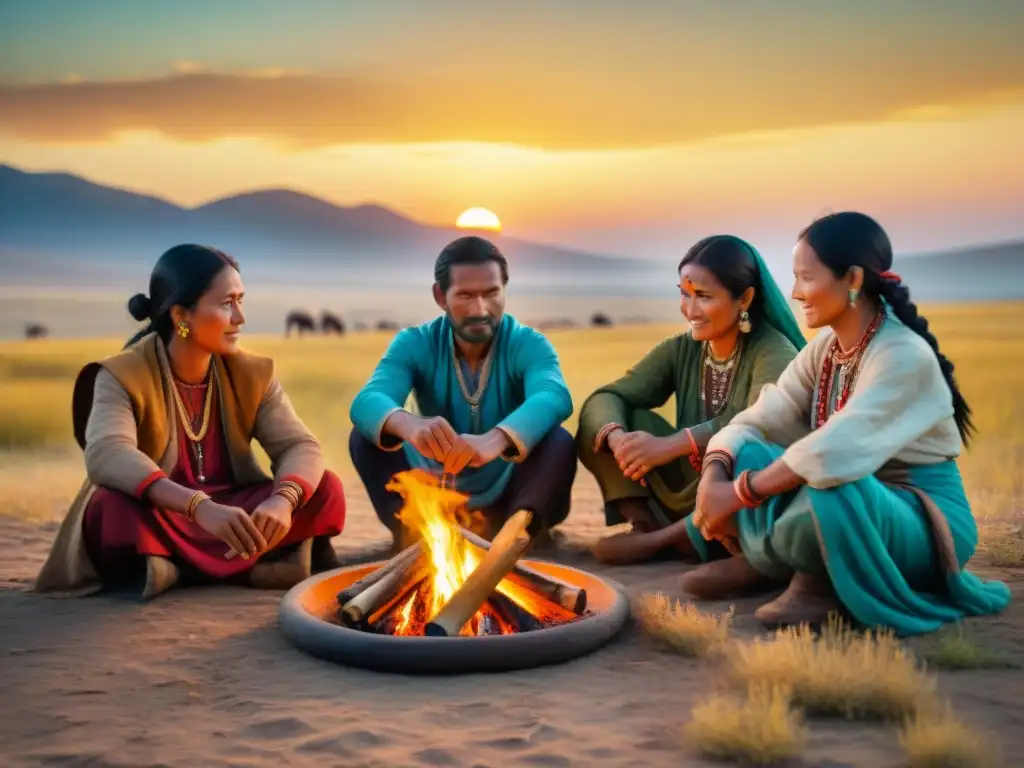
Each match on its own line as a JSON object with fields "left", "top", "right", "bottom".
{"left": 320, "top": 311, "right": 345, "bottom": 335}
{"left": 590, "top": 312, "right": 613, "bottom": 327}
{"left": 285, "top": 310, "right": 316, "bottom": 337}
{"left": 24, "top": 322, "right": 49, "bottom": 339}
{"left": 375, "top": 319, "right": 400, "bottom": 332}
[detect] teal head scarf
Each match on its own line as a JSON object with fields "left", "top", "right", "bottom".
{"left": 685, "top": 235, "right": 807, "bottom": 351}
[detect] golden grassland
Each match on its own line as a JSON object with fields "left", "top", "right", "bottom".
{"left": 1, "top": 302, "right": 1021, "bottom": 561}
{"left": 1, "top": 304, "right": 1019, "bottom": 766}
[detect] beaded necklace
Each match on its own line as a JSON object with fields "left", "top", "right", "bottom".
{"left": 700, "top": 337, "right": 742, "bottom": 418}
{"left": 812, "top": 309, "right": 885, "bottom": 430}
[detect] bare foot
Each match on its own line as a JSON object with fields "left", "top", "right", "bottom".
{"left": 679, "top": 555, "right": 776, "bottom": 600}
{"left": 612, "top": 498, "right": 659, "bottom": 533}
{"left": 598, "top": 528, "right": 675, "bottom": 565}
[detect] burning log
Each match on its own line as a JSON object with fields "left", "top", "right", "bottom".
{"left": 476, "top": 611, "right": 504, "bottom": 636}
{"left": 425, "top": 510, "right": 533, "bottom": 637}
{"left": 335, "top": 542, "right": 423, "bottom": 606}
{"left": 489, "top": 591, "right": 544, "bottom": 633}
{"left": 338, "top": 550, "right": 428, "bottom": 628}
{"left": 459, "top": 526, "right": 587, "bottom": 614}
{"left": 371, "top": 578, "right": 427, "bottom": 635}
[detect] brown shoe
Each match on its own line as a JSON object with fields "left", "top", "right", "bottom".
{"left": 141, "top": 556, "right": 180, "bottom": 601}
{"left": 311, "top": 536, "right": 342, "bottom": 572}
{"left": 249, "top": 538, "right": 312, "bottom": 590}
{"left": 679, "top": 555, "right": 775, "bottom": 600}
{"left": 754, "top": 572, "right": 841, "bottom": 627}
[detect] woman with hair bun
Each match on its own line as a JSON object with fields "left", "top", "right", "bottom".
{"left": 35, "top": 244, "right": 347, "bottom": 600}
{"left": 688, "top": 212, "right": 1011, "bottom": 635}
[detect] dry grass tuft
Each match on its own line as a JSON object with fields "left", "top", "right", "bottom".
{"left": 922, "top": 623, "right": 1018, "bottom": 670}
{"left": 975, "top": 518, "right": 1024, "bottom": 569}
{"left": 634, "top": 592, "right": 733, "bottom": 658}
{"left": 728, "top": 615, "right": 936, "bottom": 721}
{"left": 899, "top": 706, "right": 1001, "bottom": 768}
{"left": 684, "top": 683, "right": 806, "bottom": 766}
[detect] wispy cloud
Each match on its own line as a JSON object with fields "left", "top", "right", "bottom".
{"left": 1, "top": 62, "right": 1023, "bottom": 151}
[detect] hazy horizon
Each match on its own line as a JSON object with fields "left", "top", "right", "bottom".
{"left": 2, "top": 2, "right": 1023, "bottom": 260}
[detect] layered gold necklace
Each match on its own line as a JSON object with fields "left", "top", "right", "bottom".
{"left": 170, "top": 368, "right": 215, "bottom": 483}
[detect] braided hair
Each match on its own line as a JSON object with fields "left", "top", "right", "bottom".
{"left": 800, "top": 212, "right": 973, "bottom": 444}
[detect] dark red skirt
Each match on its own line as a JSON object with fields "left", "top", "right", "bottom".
{"left": 83, "top": 471, "right": 346, "bottom": 583}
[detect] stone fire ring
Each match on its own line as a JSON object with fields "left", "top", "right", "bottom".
{"left": 279, "top": 559, "right": 631, "bottom": 674}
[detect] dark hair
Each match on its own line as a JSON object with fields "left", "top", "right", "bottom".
{"left": 800, "top": 212, "right": 973, "bottom": 443}
{"left": 434, "top": 236, "right": 509, "bottom": 293}
{"left": 678, "top": 235, "right": 764, "bottom": 322}
{"left": 125, "top": 244, "right": 239, "bottom": 347}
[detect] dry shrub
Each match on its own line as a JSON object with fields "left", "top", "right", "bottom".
{"left": 685, "top": 683, "right": 805, "bottom": 765}
{"left": 634, "top": 592, "right": 733, "bottom": 658}
{"left": 899, "top": 706, "right": 1001, "bottom": 768}
{"left": 728, "top": 615, "right": 936, "bottom": 720}
{"left": 923, "top": 623, "right": 1018, "bottom": 671}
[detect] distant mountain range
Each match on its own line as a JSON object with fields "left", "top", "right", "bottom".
{"left": 0, "top": 163, "right": 1021, "bottom": 301}
{"left": 0, "top": 164, "right": 651, "bottom": 286}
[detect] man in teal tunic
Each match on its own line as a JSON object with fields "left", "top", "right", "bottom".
{"left": 349, "top": 236, "right": 576, "bottom": 544}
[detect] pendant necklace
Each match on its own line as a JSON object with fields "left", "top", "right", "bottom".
{"left": 170, "top": 370, "right": 215, "bottom": 483}
{"left": 451, "top": 334, "right": 494, "bottom": 433}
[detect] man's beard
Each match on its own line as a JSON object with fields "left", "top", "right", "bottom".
{"left": 451, "top": 313, "right": 497, "bottom": 343}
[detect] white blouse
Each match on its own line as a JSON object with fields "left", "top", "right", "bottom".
{"left": 706, "top": 314, "right": 962, "bottom": 489}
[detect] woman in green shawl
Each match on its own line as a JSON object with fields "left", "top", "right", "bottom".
{"left": 576, "top": 235, "right": 806, "bottom": 564}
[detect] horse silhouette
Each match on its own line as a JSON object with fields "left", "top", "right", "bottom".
{"left": 285, "top": 310, "right": 316, "bottom": 337}
{"left": 321, "top": 311, "right": 345, "bottom": 335}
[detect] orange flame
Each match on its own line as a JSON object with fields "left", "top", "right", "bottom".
{"left": 382, "top": 470, "right": 574, "bottom": 636}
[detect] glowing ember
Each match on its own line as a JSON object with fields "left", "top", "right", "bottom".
{"left": 374, "top": 470, "right": 576, "bottom": 637}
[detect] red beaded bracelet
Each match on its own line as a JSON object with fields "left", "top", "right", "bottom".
{"left": 733, "top": 469, "right": 765, "bottom": 508}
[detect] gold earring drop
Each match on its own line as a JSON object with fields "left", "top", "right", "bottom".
{"left": 177, "top": 321, "right": 190, "bottom": 339}
{"left": 738, "top": 310, "right": 752, "bottom": 334}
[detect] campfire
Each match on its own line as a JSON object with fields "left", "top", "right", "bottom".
{"left": 335, "top": 471, "right": 588, "bottom": 637}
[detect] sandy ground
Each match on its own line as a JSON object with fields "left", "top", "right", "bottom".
{"left": 2, "top": 473, "right": 1023, "bottom": 768}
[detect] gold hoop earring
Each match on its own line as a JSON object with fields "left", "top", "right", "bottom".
{"left": 177, "top": 321, "right": 190, "bottom": 339}
{"left": 848, "top": 290, "right": 859, "bottom": 307}
{"left": 738, "top": 310, "right": 752, "bottom": 334}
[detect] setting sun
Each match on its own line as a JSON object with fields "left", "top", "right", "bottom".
{"left": 455, "top": 207, "right": 502, "bottom": 233}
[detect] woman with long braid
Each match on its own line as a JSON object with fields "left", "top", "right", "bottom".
{"left": 687, "top": 212, "right": 1010, "bottom": 635}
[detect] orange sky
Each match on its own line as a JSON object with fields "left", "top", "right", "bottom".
{"left": 1, "top": 1, "right": 1022, "bottom": 257}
